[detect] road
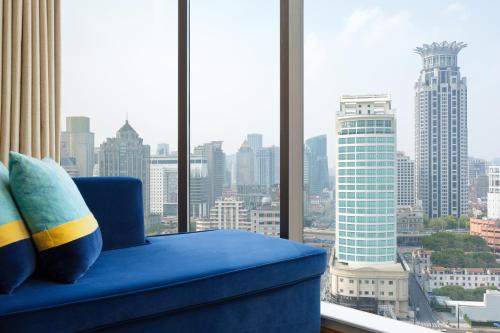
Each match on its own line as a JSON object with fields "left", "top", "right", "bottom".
{"left": 409, "top": 272, "right": 438, "bottom": 326}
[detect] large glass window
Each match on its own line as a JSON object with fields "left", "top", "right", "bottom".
{"left": 190, "top": 0, "right": 280, "bottom": 235}
{"left": 304, "top": 0, "right": 500, "bottom": 328}
{"left": 61, "top": 0, "right": 178, "bottom": 235}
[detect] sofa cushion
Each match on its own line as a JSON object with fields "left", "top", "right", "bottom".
{"left": 0, "top": 163, "right": 36, "bottom": 294}
{"left": 0, "top": 230, "right": 326, "bottom": 332}
{"left": 8, "top": 152, "right": 103, "bottom": 283}
{"left": 73, "top": 177, "right": 146, "bottom": 251}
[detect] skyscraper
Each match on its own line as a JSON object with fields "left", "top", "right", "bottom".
{"left": 305, "top": 135, "right": 329, "bottom": 195}
{"left": 255, "top": 146, "right": 279, "bottom": 191}
{"left": 99, "top": 120, "right": 151, "bottom": 227}
{"left": 336, "top": 94, "right": 397, "bottom": 265}
{"left": 61, "top": 116, "right": 95, "bottom": 177}
{"left": 246, "top": 133, "right": 263, "bottom": 152}
{"left": 193, "top": 141, "right": 225, "bottom": 210}
{"left": 236, "top": 140, "right": 255, "bottom": 186}
{"left": 331, "top": 95, "right": 407, "bottom": 317}
{"left": 414, "top": 41, "right": 469, "bottom": 218}
{"left": 396, "top": 151, "right": 415, "bottom": 207}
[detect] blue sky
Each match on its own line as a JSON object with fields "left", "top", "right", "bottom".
{"left": 62, "top": 0, "right": 500, "bottom": 164}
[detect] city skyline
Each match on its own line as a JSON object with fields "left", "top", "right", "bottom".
{"left": 62, "top": 1, "right": 500, "bottom": 165}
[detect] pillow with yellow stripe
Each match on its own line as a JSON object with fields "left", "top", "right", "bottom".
{"left": 9, "top": 152, "right": 102, "bottom": 283}
{"left": 0, "top": 163, "right": 36, "bottom": 293}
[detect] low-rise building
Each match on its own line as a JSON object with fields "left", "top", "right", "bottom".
{"left": 330, "top": 260, "right": 409, "bottom": 319}
{"left": 200, "top": 197, "right": 251, "bottom": 232}
{"left": 470, "top": 218, "right": 500, "bottom": 254}
{"left": 397, "top": 206, "right": 424, "bottom": 234}
{"left": 425, "top": 266, "right": 500, "bottom": 290}
{"left": 250, "top": 198, "right": 280, "bottom": 237}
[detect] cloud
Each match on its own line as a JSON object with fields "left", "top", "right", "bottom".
{"left": 335, "top": 8, "right": 412, "bottom": 48}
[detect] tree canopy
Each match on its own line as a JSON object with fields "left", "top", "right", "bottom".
{"left": 433, "top": 285, "right": 498, "bottom": 301}
{"left": 423, "top": 232, "right": 497, "bottom": 268}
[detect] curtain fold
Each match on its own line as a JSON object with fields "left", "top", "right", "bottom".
{"left": 0, "top": 0, "right": 60, "bottom": 165}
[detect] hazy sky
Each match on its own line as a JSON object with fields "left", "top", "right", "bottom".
{"left": 62, "top": 0, "right": 500, "bottom": 165}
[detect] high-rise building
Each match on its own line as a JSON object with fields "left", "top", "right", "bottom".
{"left": 193, "top": 141, "right": 225, "bottom": 210}
{"left": 255, "top": 146, "right": 279, "bottom": 191}
{"left": 246, "top": 133, "right": 263, "bottom": 152}
{"left": 487, "top": 166, "right": 500, "bottom": 219}
{"left": 236, "top": 140, "right": 255, "bottom": 186}
{"left": 469, "top": 157, "right": 487, "bottom": 184}
{"left": 331, "top": 94, "right": 407, "bottom": 318}
{"left": 305, "top": 135, "right": 329, "bottom": 195}
{"left": 396, "top": 151, "right": 415, "bottom": 207}
{"left": 61, "top": 116, "right": 94, "bottom": 177}
{"left": 414, "top": 41, "right": 469, "bottom": 218}
{"left": 335, "top": 94, "right": 397, "bottom": 265}
{"left": 99, "top": 120, "right": 151, "bottom": 227}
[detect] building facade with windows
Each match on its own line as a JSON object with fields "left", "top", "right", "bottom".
{"left": 197, "top": 197, "right": 251, "bottom": 232}
{"left": 425, "top": 266, "right": 500, "bottom": 290}
{"left": 98, "top": 120, "right": 151, "bottom": 228}
{"left": 487, "top": 166, "right": 500, "bottom": 219}
{"left": 396, "top": 151, "right": 415, "bottom": 207}
{"left": 335, "top": 94, "right": 397, "bottom": 265}
{"left": 414, "top": 41, "right": 469, "bottom": 218}
{"left": 330, "top": 262, "right": 409, "bottom": 318}
{"left": 250, "top": 199, "right": 280, "bottom": 236}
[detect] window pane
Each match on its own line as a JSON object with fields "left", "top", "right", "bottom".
{"left": 190, "top": 0, "right": 279, "bottom": 235}
{"left": 304, "top": 0, "right": 498, "bottom": 328}
{"left": 61, "top": 0, "right": 178, "bottom": 235}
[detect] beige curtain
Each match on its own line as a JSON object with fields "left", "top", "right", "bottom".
{"left": 0, "top": 0, "right": 60, "bottom": 165}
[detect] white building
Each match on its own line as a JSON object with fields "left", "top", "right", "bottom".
{"left": 414, "top": 42, "right": 469, "bottom": 218}
{"left": 425, "top": 266, "right": 500, "bottom": 290}
{"left": 150, "top": 156, "right": 178, "bottom": 215}
{"left": 199, "top": 197, "right": 251, "bottom": 232}
{"left": 336, "top": 94, "right": 397, "bottom": 265}
{"left": 396, "top": 151, "right": 415, "bottom": 207}
{"left": 487, "top": 166, "right": 500, "bottom": 219}
{"left": 461, "top": 290, "right": 500, "bottom": 324}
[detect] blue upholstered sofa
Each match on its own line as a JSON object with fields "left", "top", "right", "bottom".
{"left": 0, "top": 177, "right": 327, "bottom": 333}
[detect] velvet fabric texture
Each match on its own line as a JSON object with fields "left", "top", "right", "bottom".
{"left": 0, "top": 163, "right": 36, "bottom": 294}
{"left": 0, "top": 231, "right": 326, "bottom": 332}
{"left": 73, "top": 177, "right": 146, "bottom": 251}
{"left": 8, "top": 152, "right": 102, "bottom": 283}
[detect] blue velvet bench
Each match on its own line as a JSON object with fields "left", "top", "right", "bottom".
{"left": 0, "top": 177, "right": 326, "bottom": 333}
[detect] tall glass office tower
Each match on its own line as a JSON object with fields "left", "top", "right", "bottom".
{"left": 414, "top": 41, "right": 468, "bottom": 218}
{"left": 336, "top": 95, "right": 397, "bottom": 265}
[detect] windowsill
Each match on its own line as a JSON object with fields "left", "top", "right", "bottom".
{"left": 320, "top": 302, "right": 437, "bottom": 333}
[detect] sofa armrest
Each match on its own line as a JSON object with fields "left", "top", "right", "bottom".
{"left": 73, "top": 177, "right": 146, "bottom": 251}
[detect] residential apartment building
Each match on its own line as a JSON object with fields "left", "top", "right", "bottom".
{"left": 396, "top": 151, "right": 415, "bottom": 207}
{"left": 197, "top": 197, "right": 251, "bottom": 232}
{"left": 250, "top": 199, "right": 280, "bottom": 236}
{"left": 414, "top": 41, "right": 469, "bottom": 218}
{"left": 425, "top": 266, "right": 500, "bottom": 290}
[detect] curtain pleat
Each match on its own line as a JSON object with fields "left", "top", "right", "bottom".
{"left": 0, "top": 0, "right": 60, "bottom": 165}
